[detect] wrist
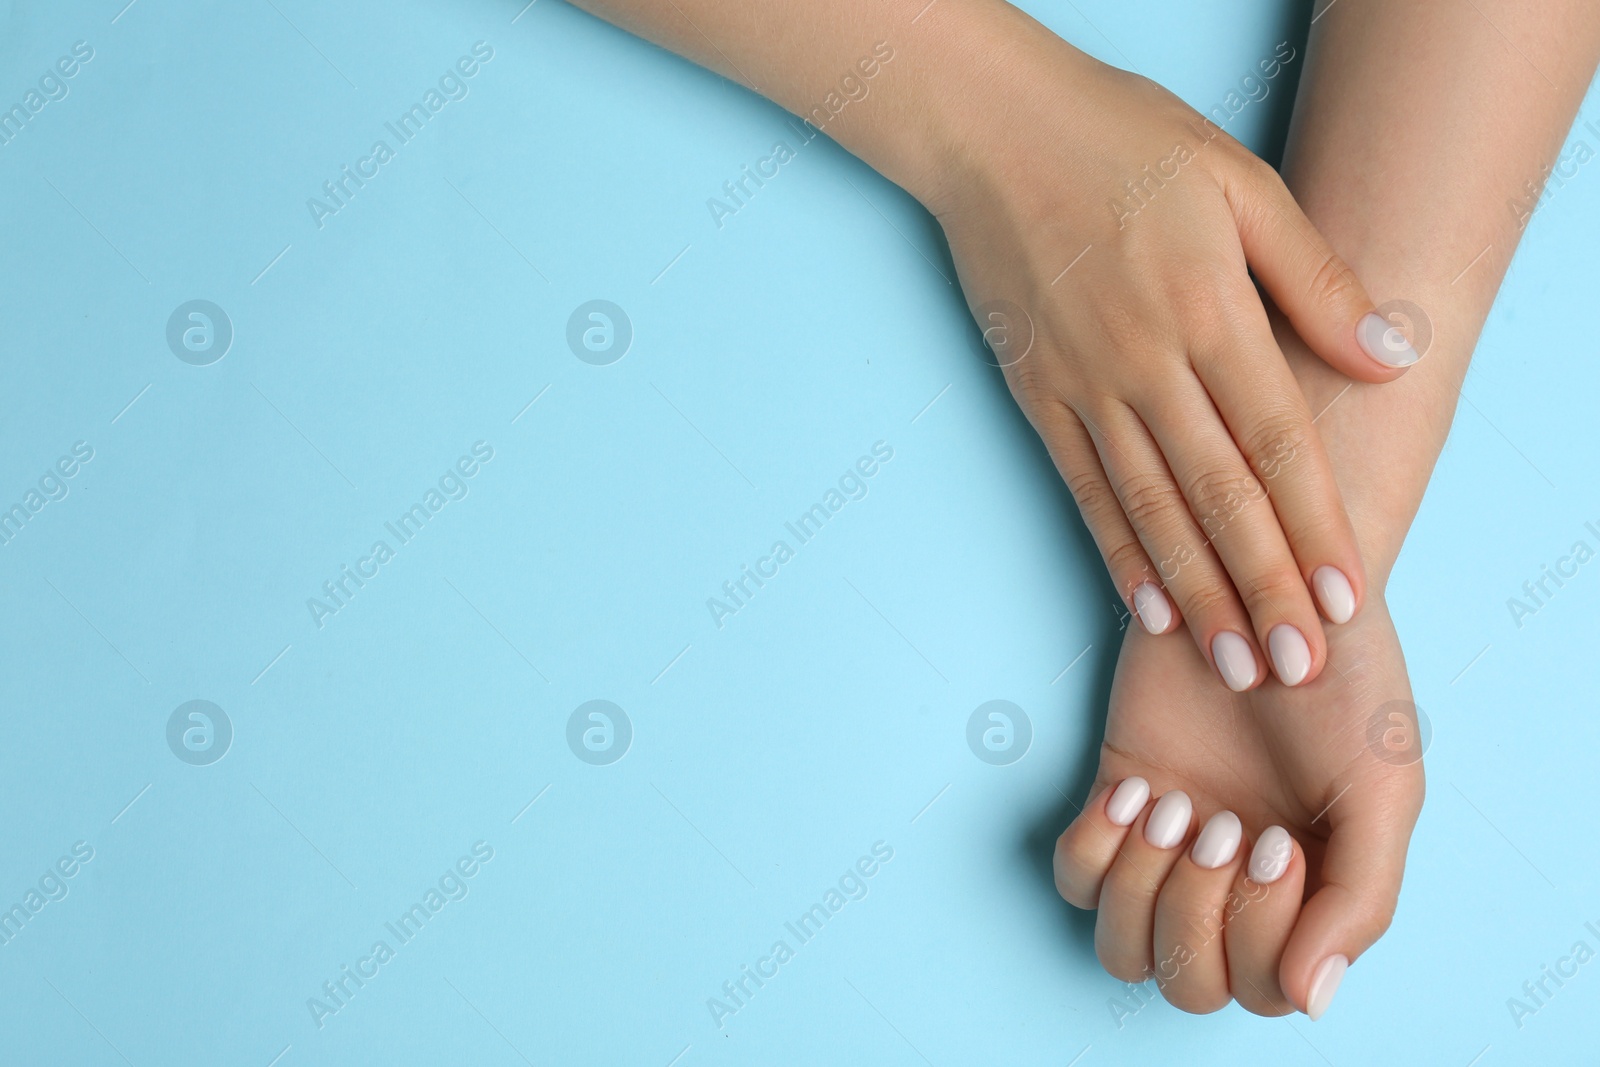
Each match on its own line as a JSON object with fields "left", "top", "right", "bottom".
{"left": 854, "top": 0, "right": 1100, "bottom": 218}
{"left": 1275, "top": 317, "right": 1463, "bottom": 594}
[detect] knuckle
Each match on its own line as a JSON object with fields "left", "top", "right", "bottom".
{"left": 1244, "top": 410, "right": 1310, "bottom": 481}
{"left": 1174, "top": 263, "right": 1237, "bottom": 311}
{"left": 1239, "top": 566, "right": 1308, "bottom": 614}
{"left": 1169, "top": 268, "right": 1244, "bottom": 337}
{"left": 1176, "top": 576, "right": 1235, "bottom": 620}
{"left": 1180, "top": 299, "right": 1227, "bottom": 345}
{"left": 1120, "top": 474, "right": 1183, "bottom": 532}
{"left": 1306, "top": 250, "right": 1361, "bottom": 311}
{"left": 1183, "top": 465, "right": 1265, "bottom": 529}
{"left": 1359, "top": 895, "right": 1398, "bottom": 944}
{"left": 1004, "top": 357, "right": 1059, "bottom": 410}
{"left": 1229, "top": 149, "right": 1295, "bottom": 213}
{"left": 1103, "top": 538, "right": 1152, "bottom": 584}
{"left": 1239, "top": 150, "right": 1287, "bottom": 194}
{"left": 1101, "top": 849, "right": 1159, "bottom": 903}
{"left": 1064, "top": 465, "right": 1117, "bottom": 520}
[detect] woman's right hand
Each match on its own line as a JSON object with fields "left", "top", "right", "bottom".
{"left": 1051, "top": 590, "right": 1424, "bottom": 1017}
{"left": 914, "top": 8, "right": 1419, "bottom": 690}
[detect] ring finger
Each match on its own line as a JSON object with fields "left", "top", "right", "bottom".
{"left": 1081, "top": 402, "right": 1264, "bottom": 691}
{"left": 1141, "top": 378, "right": 1325, "bottom": 686}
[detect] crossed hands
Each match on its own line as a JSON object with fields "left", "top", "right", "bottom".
{"left": 928, "top": 39, "right": 1427, "bottom": 1019}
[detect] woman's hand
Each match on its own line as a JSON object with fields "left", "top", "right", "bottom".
{"left": 565, "top": 0, "right": 1417, "bottom": 690}
{"left": 922, "top": 15, "right": 1417, "bottom": 691}
{"left": 1051, "top": 594, "right": 1424, "bottom": 1017}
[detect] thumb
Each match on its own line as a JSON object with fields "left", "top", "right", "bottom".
{"left": 1279, "top": 770, "right": 1424, "bottom": 1020}
{"left": 1226, "top": 159, "right": 1424, "bottom": 381}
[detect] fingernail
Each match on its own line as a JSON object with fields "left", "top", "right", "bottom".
{"left": 1190, "top": 810, "right": 1242, "bottom": 869}
{"left": 1307, "top": 954, "right": 1349, "bottom": 1021}
{"left": 1357, "top": 311, "right": 1421, "bottom": 368}
{"left": 1144, "top": 790, "right": 1192, "bottom": 849}
{"left": 1105, "top": 777, "right": 1151, "bottom": 827}
{"left": 1312, "top": 566, "right": 1356, "bottom": 624}
{"left": 1268, "top": 624, "right": 1312, "bottom": 686}
{"left": 1249, "top": 825, "right": 1293, "bottom": 884}
{"left": 1132, "top": 582, "right": 1172, "bottom": 635}
{"left": 1210, "top": 632, "right": 1257, "bottom": 692}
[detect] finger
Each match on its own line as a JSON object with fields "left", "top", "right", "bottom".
{"left": 1032, "top": 401, "right": 1178, "bottom": 635}
{"left": 1226, "top": 158, "right": 1422, "bottom": 379}
{"left": 1152, "top": 809, "right": 1246, "bottom": 1013}
{"left": 1141, "top": 377, "right": 1326, "bottom": 686}
{"left": 1280, "top": 773, "right": 1424, "bottom": 1020}
{"left": 1192, "top": 318, "right": 1367, "bottom": 628}
{"left": 1096, "top": 789, "right": 1195, "bottom": 982}
{"left": 1082, "top": 403, "right": 1264, "bottom": 691}
{"left": 1225, "top": 825, "right": 1306, "bottom": 1016}
{"left": 1054, "top": 777, "right": 1153, "bottom": 909}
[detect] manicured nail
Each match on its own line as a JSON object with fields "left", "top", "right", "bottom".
{"left": 1132, "top": 582, "right": 1172, "bottom": 635}
{"left": 1249, "top": 825, "right": 1293, "bottom": 884}
{"left": 1357, "top": 312, "right": 1421, "bottom": 368}
{"left": 1268, "top": 624, "right": 1312, "bottom": 686}
{"left": 1312, "top": 566, "right": 1356, "bottom": 624}
{"left": 1190, "top": 810, "right": 1242, "bottom": 869}
{"left": 1105, "top": 777, "right": 1151, "bottom": 827}
{"left": 1210, "top": 632, "right": 1256, "bottom": 692}
{"left": 1144, "top": 790, "right": 1192, "bottom": 849}
{"left": 1307, "top": 954, "right": 1349, "bottom": 1021}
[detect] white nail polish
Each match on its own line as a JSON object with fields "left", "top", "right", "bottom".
{"left": 1249, "top": 825, "right": 1293, "bottom": 884}
{"left": 1210, "top": 632, "right": 1256, "bottom": 692}
{"left": 1190, "top": 810, "right": 1242, "bottom": 869}
{"left": 1307, "top": 954, "right": 1348, "bottom": 1021}
{"left": 1268, "top": 624, "right": 1312, "bottom": 686}
{"left": 1357, "top": 311, "right": 1421, "bottom": 367}
{"left": 1312, "top": 566, "right": 1356, "bottom": 624}
{"left": 1144, "top": 790, "right": 1192, "bottom": 849}
{"left": 1133, "top": 582, "right": 1172, "bottom": 635}
{"left": 1105, "top": 777, "right": 1151, "bottom": 827}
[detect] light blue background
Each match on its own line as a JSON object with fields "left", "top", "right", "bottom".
{"left": 1, "top": 1, "right": 1597, "bottom": 1063}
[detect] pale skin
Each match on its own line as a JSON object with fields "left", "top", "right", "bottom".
{"left": 579, "top": 0, "right": 1406, "bottom": 693}
{"left": 567, "top": 0, "right": 1600, "bottom": 1019}
{"left": 1054, "top": 2, "right": 1600, "bottom": 1016}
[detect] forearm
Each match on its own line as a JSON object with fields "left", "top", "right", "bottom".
{"left": 565, "top": 0, "right": 1095, "bottom": 214}
{"left": 1278, "top": 0, "right": 1600, "bottom": 583}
